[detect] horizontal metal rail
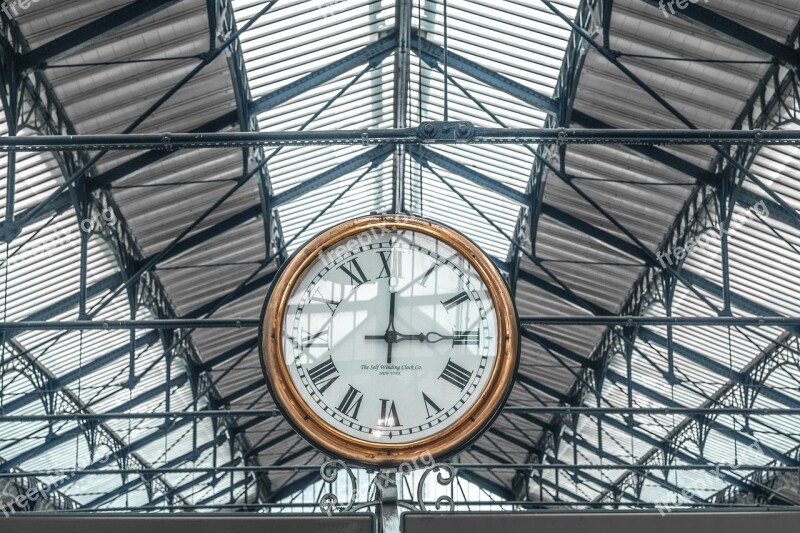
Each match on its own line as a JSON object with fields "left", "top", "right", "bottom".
{"left": 21, "top": 501, "right": 793, "bottom": 511}
{"left": 1, "top": 127, "right": 800, "bottom": 151}
{"left": 0, "top": 407, "right": 798, "bottom": 422}
{"left": 2, "top": 316, "right": 799, "bottom": 331}
{"left": 519, "top": 316, "right": 800, "bottom": 326}
{"left": 1, "top": 464, "right": 797, "bottom": 478}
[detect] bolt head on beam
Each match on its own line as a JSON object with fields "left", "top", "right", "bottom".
{"left": 0, "top": 220, "right": 21, "bottom": 243}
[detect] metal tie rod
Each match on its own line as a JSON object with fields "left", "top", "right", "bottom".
{"left": 2, "top": 407, "right": 799, "bottom": 423}
{"left": 1, "top": 464, "right": 797, "bottom": 478}
{"left": 2, "top": 126, "right": 800, "bottom": 150}
{"left": 2, "top": 316, "right": 800, "bottom": 330}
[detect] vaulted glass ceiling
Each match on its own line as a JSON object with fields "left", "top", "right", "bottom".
{"left": 1, "top": 0, "right": 800, "bottom": 513}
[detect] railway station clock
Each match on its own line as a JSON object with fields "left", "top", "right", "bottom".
{"left": 259, "top": 215, "right": 519, "bottom": 467}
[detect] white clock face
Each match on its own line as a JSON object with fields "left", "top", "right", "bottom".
{"left": 282, "top": 227, "right": 500, "bottom": 445}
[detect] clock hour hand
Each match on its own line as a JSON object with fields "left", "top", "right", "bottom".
{"left": 386, "top": 291, "right": 396, "bottom": 364}
{"left": 421, "top": 331, "right": 453, "bottom": 343}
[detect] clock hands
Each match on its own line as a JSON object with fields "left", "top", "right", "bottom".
{"left": 386, "top": 291, "right": 396, "bottom": 364}
{"left": 364, "top": 330, "right": 454, "bottom": 344}
{"left": 365, "top": 291, "right": 462, "bottom": 360}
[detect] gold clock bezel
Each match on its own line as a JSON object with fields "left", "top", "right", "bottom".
{"left": 259, "top": 214, "right": 519, "bottom": 467}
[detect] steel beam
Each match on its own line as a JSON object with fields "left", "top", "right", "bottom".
{"left": 200, "top": 338, "right": 258, "bottom": 371}
{"left": 82, "top": 426, "right": 229, "bottom": 509}
{"left": 1, "top": 330, "right": 161, "bottom": 414}
{"left": 639, "top": 0, "right": 800, "bottom": 70}
{"left": 15, "top": 36, "right": 397, "bottom": 230}
{"left": 638, "top": 328, "right": 800, "bottom": 410}
{"left": 0, "top": 342, "right": 189, "bottom": 506}
{"left": 392, "top": 0, "right": 412, "bottom": 213}
{"left": 409, "top": 145, "right": 530, "bottom": 205}
{"left": 532, "top": 328, "right": 800, "bottom": 502}
{"left": 272, "top": 145, "right": 393, "bottom": 206}
{"left": 413, "top": 33, "right": 559, "bottom": 115}
{"left": 248, "top": 34, "right": 397, "bottom": 118}
{"left": 6, "top": 127, "right": 799, "bottom": 152}
{"left": 129, "top": 146, "right": 391, "bottom": 270}
{"left": 0, "top": 373, "right": 189, "bottom": 471}
{"left": 17, "top": 0, "right": 181, "bottom": 71}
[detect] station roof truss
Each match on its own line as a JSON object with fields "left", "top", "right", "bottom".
{"left": 1, "top": 0, "right": 800, "bottom": 512}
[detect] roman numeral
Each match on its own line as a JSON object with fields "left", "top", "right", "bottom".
{"left": 441, "top": 291, "right": 469, "bottom": 311}
{"left": 377, "top": 250, "right": 401, "bottom": 279}
{"left": 301, "top": 328, "right": 329, "bottom": 350}
{"left": 378, "top": 399, "right": 400, "bottom": 427}
{"left": 422, "top": 393, "right": 442, "bottom": 419}
{"left": 306, "top": 356, "right": 339, "bottom": 394}
{"left": 311, "top": 290, "right": 341, "bottom": 314}
{"left": 337, "top": 385, "right": 363, "bottom": 420}
{"left": 338, "top": 258, "right": 369, "bottom": 286}
{"left": 420, "top": 263, "right": 437, "bottom": 287}
{"left": 439, "top": 359, "right": 472, "bottom": 390}
{"left": 453, "top": 330, "right": 480, "bottom": 346}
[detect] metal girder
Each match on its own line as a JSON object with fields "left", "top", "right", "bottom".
{"left": 409, "top": 145, "right": 530, "bottom": 205}
{"left": 0, "top": 342, "right": 189, "bottom": 506}
{"left": 528, "top": 312, "right": 800, "bottom": 501}
{"left": 639, "top": 0, "right": 800, "bottom": 70}
{"left": 412, "top": 33, "right": 559, "bottom": 115}
{"left": 6, "top": 127, "right": 800, "bottom": 151}
{"left": 638, "top": 328, "right": 800, "bottom": 410}
{"left": 200, "top": 338, "right": 258, "bottom": 371}
{"left": 272, "top": 145, "right": 393, "bottom": 206}
{"left": 87, "top": 111, "right": 239, "bottom": 190}
{"left": 392, "top": 0, "right": 412, "bottom": 213}
{"left": 248, "top": 33, "right": 397, "bottom": 118}
{"left": 17, "top": 0, "right": 181, "bottom": 71}
{"left": 83, "top": 426, "right": 229, "bottom": 509}
{"left": 457, "top": 469, "right": 517, "bottom": 502}
{"left": 738, "top": 189, "right": 800, "bottom": 234}
{"left": 132, "top": 146, "right": 391, "bottom": 269}
{"left": 570, "top": 109, "right": 718, "bottom": 186}
{"left": 601, "top": 0, "right": 614, "bottom": 49}
{"left": 468, "top": 444, "right": 590, "bottom": 503}
{"left": 1, "top": 330, "right": 161, "bottom": 414}
{"left": 516, "top": 268, "right": 613, "bottom": 317}
{"left": 604, "top": 369, "right": 800, "bottom": 468}
{"left": 218, "top": 380, "right": 263, "bottom": 406}
{"left": 16, "top": 37, "right": 397, "bottom": 230}
{"left": 184, "top": 272, "right": 277, "bottom": 320}
{"left": 0, "top": 372, "right": 188, "bottom": 471}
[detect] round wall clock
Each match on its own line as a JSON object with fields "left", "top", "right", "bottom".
{"left": 259, "top": 214, "right": 519, "bottom": 467}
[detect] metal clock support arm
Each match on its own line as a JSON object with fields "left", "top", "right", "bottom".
{"left": 318, "top": 460, "right": 456, "bottom": 533}
{"left": 376, "top": 472, "right": 401, "bottom": 533}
